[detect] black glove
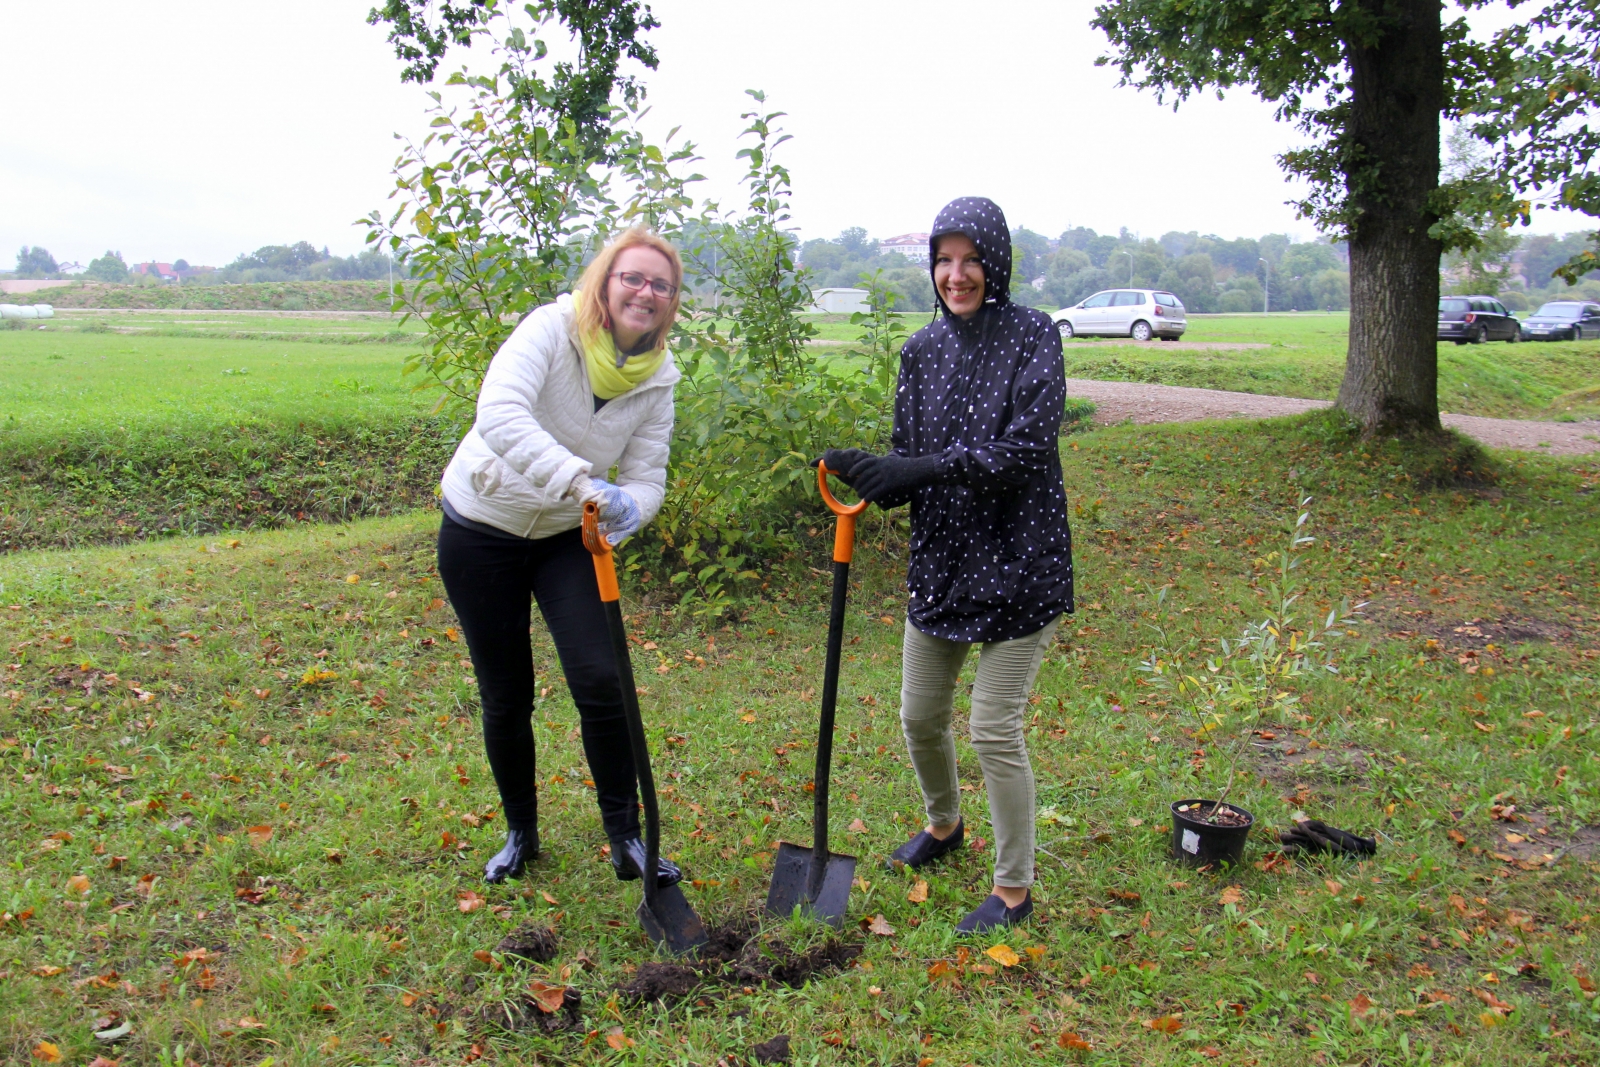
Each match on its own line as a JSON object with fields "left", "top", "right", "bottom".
{"left": 1278, "top": 819, "right": 1376, "bottom": 856}
{"left": 851, "top": 453, "right": 945, "bottom": 504}
{"left": 812, "top": 448, "right": 876, "bottom": 482}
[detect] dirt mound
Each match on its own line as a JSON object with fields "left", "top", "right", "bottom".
{"left": 481, "top": 987, "right": 582, "bottom": 1033}
{"left": 495, "top": 923, "right": 558, "bottom": 963}
{"left": 613, "top": 919, "right": 863, "bottom": 1003}
{"left": 735, "top": 936, "right": 863, "bottom": 988}
{"left": 621, "top": 961, "right": 700, "bottom": 1002}
{"left": 750, "top": 1033, "right": 792, "bottom": 1063}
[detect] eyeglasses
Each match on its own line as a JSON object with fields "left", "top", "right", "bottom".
{"left": 610, "top": 271, "right": 678, "bottom": 298}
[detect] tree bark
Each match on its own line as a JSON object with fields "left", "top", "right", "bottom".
{"left": 1337, "top": 0, "right": 1445, "bottom": 436}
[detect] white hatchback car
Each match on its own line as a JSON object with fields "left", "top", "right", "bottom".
{"left": 1051, "top": 289, "right": 1187, "bottom": 341}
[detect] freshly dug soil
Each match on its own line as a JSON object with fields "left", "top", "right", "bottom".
{"left": 751, "top": 1033, "right": 792, "bottom": 1064}
{"left": 620, "top": 962, "right": 700, "bottom": 1002}
{"left": 482, "top": 987, "right": 583, "bottom": 1033}
{"left": 495, "top": 923, "right": 559, "bottom": 963}
{"left": 735, "top": 936, "right": 863, "bottom": 988}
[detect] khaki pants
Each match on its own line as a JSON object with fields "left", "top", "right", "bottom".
{"left": 898, "top": 616, "right": 1059, "bottom": 888}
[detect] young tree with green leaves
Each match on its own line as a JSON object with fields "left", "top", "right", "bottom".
{"left": 1092, "top": 0, "right": 1492, "bottom": 436}
{"left": 1462, "top": 0, "right": 1597, "bottom": 287}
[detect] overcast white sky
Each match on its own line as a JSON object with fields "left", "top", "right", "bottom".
{"left": 0, "top": 0, "right": 1586, "bottom": 269}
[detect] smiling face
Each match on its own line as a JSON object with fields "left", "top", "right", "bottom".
{"left": 605, "top": 245, "right": 675, "bottom": 353}
{"left": 933, "top": 234, "right": 985, "bottom": 319}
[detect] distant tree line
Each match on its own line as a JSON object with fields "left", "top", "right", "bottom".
{"left": 5, "top": 244, "right": 401, "bottom": 286}
{"left": 796, "top": 223, "right": 1599, "bottom": 314}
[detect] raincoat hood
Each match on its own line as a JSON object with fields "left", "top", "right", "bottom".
{"left": 928, "top": 196, "right": 1012, "bottom": 316}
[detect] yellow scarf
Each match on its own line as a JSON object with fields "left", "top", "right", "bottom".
{"left": 580, "top": 326, "right": 667, "bottom": 400}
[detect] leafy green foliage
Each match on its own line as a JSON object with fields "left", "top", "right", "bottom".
{"left": 1462, "top": 0, "right": 1598, "bottom": 284}
{"left": 364, "top": 8, "right": 696, "bottom": 417}
{"left": 639, "top": 102, "right": 899, "bottom": 613}
{"left": 82, "top": 251, "right": 128, "bottom": 285}
{"left": 14, "top": 246, "right": 58, "bottom": 279}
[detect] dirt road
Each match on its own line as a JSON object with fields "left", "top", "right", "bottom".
{"left": 1064, "top": 378, "right": 1600, "bottom": 456}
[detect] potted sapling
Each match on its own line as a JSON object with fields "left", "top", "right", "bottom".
{"left": 1138, "top": 495, "right": 1357, "bottom": 869}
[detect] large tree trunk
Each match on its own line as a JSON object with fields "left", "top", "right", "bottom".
{"left": 1337, "top": 0, "right": 1444, "bottom": 436}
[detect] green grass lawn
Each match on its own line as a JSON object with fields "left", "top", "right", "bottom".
{"left": 1059, "top": 313, "right": 1600, "bottom": 422}
{"left": 0, "top": 331, "right": 450, "bottom": 552}
{"left": 2, "top": 414, "right": 1596, "bottom": 1065}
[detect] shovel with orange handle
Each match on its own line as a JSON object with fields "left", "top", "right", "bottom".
{"left": 764, "top": 462, "right": 868, "bottom": 927}
{"left": 582, "top": 501, "right": 708, "bottom": 955}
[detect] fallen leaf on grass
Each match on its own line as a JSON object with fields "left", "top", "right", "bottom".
{"left": 847, "top": 818, "right": 868, "bottom": 834}
{"left": 1218, "top": 886, "right": 1243, "bottom": 906}
{"left": 540, "top": 890, "right": 559, "bottom": 905}
{"left": 457, "top": 890, "right": 485, "bottom": 913}
{"left": 1473, "top": 988, "right": 1513, "bottom": 1013}
{"left": 906, "top": 880, "right": 929, "bottom": 903}
{"left": 1407, "top": 963, "right": 1435, "bottom": 979}
{"left": 1145, "top": 1016, "right": 1182, "bottom": 1034}
{"left": 135, "top": 874, "right": 156, "bottom": 897}
{"left": 987, "top": 944, "right": 1020, "bottom": 968}
{"left": 1057, "top": 1031, "right": 1092, "bottom": 1051}
{"left": 863, "top": 914, "right": 894, "bottom": 936}
{"left": 1325, "top": 879, "right": 1344, "bottom": 895}
{"left": 1026, "top": 946, "right": 1047, "bottom": 961}
{"left": 604, "top": 1028, "right": 634, "bottom": 1049}
{"left": 400, "top": 991, "right": 420, "bottom": 1008}
{"left": 529, "top": 980, "right": 567, "bottom": 1014}
{"left": 174, "top": 948, "right": 212, "bottom": 968}
{"left": 87, "top": 1057, "right": 121, "bottom": 1067}
{"left": 235, "top": 1016, "right": 265, "bottom": 1029}
{"left": 1349, "top": 993, "right": 1373, "bottom": 1018}
{"left": 31, "top": 1042, "right": 61, "bottom": 1063}
{"left": 31, "top": 965, "right": 65, "bottom": 977}
{"left": 245, "top": 825, "right": 274, "bottom": 846}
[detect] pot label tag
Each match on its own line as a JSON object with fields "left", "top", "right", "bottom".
{"left": 1181, "top": 829, "right": 1200, "bottom": 855}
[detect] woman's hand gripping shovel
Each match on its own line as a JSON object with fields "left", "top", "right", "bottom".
{"left": 764, "top": 463, "right": 868, "bottom": 927}
{"left": 582, "top": 503, "right": 709, "bottom": 956}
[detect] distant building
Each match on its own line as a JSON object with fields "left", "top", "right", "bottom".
{"left": 132, "top": 262, "right": 215, "bottom": 282}
{"left": 812, "top": 287, "right": 869, "bottom": 314}
{"left": 879, "top": 233, "right": 930, "bottom": 264}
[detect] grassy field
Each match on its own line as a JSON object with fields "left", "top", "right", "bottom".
{"left": 28, "top": 282, "right": 395, "bottom": 312}
{"left": 1, "top": 412, "right": 1596, "bottom": 1065}
{"left": 1060, "top": 314, "right": 1600, "bottom": 422}
{"left": 0, "top": 330, "right": 448, "bottom": 552}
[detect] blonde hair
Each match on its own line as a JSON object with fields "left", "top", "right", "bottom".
{"left": 574, "top": 228, "right": 684, "bottom": 351}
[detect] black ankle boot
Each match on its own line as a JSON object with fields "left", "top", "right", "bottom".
{"left": 610, "top": 837, "right": 683, "bottom": 887}
{"left": 484, "top": 827, "right": 538, "bottom": 883}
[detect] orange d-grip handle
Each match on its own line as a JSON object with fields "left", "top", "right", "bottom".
{"left": 817, "top": 463, "right": 868, "bottom": 564}
{"left": 582, "top": 501, "right": 620, "bottom": 602}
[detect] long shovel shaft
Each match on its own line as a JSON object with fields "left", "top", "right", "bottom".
{"left": 600, "top": 598, "right": 661, "bottom": 919}
{"left": 811, "top": 558, "right": 850, "bottom": 885}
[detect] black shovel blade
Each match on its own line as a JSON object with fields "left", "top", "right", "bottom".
{"left": 764, "top": 841, "right": 857, "bottom": 928}
{"left": 637, "top": 883, "right": 709, "bottom": 955}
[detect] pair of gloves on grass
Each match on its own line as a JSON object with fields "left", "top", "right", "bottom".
{"left": 1278, "top": 818, "right": 1377, "bottom": 856}
{"left": 815, "top": 448, "right": 944, "bottom": 504}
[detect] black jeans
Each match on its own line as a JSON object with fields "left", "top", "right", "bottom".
{"left": 437, "top": 514, "right": 639, "bottom": 844}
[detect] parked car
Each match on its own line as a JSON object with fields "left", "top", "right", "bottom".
{"left": 1437, "top": 296, "right": 1520, "bottom": 343}
{"left": 1051, "top": 289, "right": 1187, "bottom": 341}
{"left": 1519, "top": 301, "right": 1600, "bottom": 341}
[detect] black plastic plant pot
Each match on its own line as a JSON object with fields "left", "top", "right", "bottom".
{"left": 1170, "top": 799, "right": 1254, "bottom": 869}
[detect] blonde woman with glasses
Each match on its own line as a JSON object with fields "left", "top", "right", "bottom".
{"left": 437, "top": 228, "right": 685, "bottom": 889}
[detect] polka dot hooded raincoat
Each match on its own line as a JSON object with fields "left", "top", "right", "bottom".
{"left": 888, "top": 196, "right": 1074, "bottom": 642}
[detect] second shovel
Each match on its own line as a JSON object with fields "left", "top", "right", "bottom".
{"left": 764, "top": 462, "right": 866, "bottom": 927}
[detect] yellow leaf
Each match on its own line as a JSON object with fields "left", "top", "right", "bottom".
{"left": 345, "top": 573, "right": 361, "bottom": 584}
{"left": 1218, "top": 885, "right": 1243, "bottom": 906}
{"left": 987, "top": 944, "right": 1021, "bottom": 968}
{"left": 66, "top": 874, "right": 90, "bottom": 896}
{"left": 32, "top": 1041, "right": 62, "bottom": 1063}
{"left": 1479, "top": 1011, "right": 1504, "bottom": 1027}
{"left": 906, "top": 879, "right": 929, "bottom": 904}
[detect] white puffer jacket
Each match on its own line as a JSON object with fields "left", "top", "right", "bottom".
{"left": 440, "top": 294, "right": 679, "bottom": 540}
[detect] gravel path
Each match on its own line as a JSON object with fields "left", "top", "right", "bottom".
{"left": 1064, "top": 378, "right": 1600, "bottom": 456}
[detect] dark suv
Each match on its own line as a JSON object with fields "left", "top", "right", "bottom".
{"left": 1438, "top": 296, "right": 1520, "bottom": 343}
{"left": 1520, "top": 301, "right": 1600, "bottom": 341}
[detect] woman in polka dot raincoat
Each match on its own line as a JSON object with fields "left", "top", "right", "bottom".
{"left": 822, "top": 196, "right": 1073, "bottom": 933}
